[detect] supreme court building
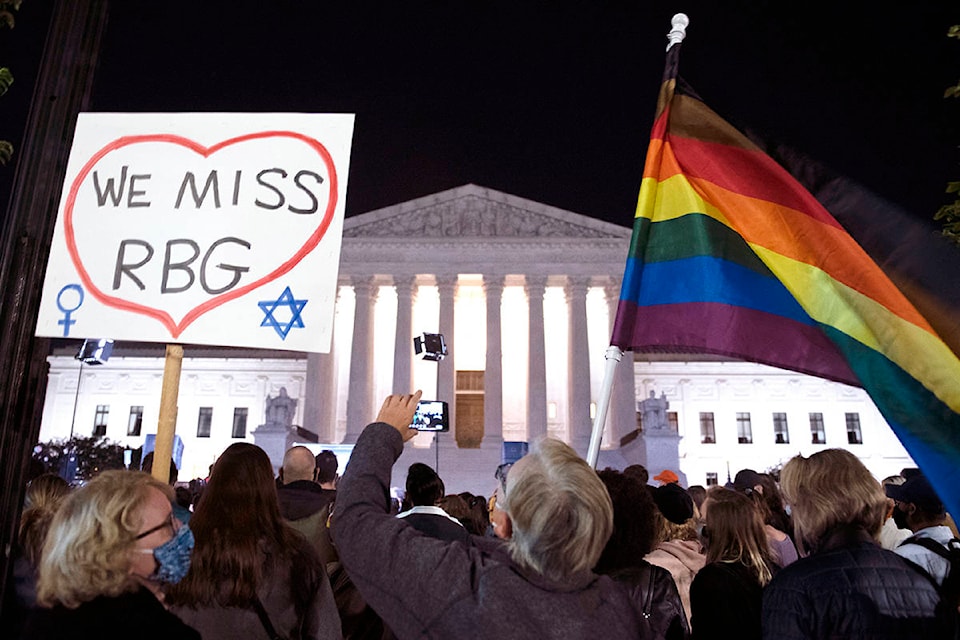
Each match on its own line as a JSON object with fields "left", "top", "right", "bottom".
{"left": 37, "top": 185, "right": 914, "bottom": 494}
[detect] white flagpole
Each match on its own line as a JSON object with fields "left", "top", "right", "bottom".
{"left": 586, "top": 345, "right": 623, "bottom": 468}
{"left": 586, "top": 14, "right": 690, "bottom": 469}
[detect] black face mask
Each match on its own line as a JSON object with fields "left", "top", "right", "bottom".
{"left": 892, "top": 505, "right": 910, "bottom": 530}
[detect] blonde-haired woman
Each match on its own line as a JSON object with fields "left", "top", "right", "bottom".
{"left": 690, "top": 487, "right": 774, "bottom": 639}
{"left": 762, "top": 449, "right": 941, "bottom": 638}
{"left": 22, "top": 470, "right": 199, "bottom": 640}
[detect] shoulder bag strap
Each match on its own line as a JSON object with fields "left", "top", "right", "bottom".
{"left": 902, "top": 536, "right": 957, "bottom": 561}
{"left": 251, "top": 595, "right": 284, "bottom": 640}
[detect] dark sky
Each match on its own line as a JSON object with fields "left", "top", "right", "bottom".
{"left": 4, "top": 1, "right": 960, "bottom": 228}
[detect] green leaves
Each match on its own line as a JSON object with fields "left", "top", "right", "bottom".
{"left": 0, "top": 0, "right": 19, "bottom": 167}
{"left": 0, "top": 0, "right": 22, "bottom": 29}
{"left": 0, "top": 66, "right": 13, "bottom": 96}
{"left": 935, "top": 183, "right": 960, "bottom": 247}
{"left": 0, "top": 140, "right": 13, "bottom": 165}
{"left": 938, "top": 26, "right": 960, "bottom": 245}
{"left": 33, "top": 435, "right": 128, "bottom": 483}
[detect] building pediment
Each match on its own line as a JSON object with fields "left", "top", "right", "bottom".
{"left": 343, "top": 184, "right": 631, "bottom": 240}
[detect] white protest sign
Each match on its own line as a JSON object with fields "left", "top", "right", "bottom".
{"left": 35, "top": 113, "right": 354, "bottom": 353}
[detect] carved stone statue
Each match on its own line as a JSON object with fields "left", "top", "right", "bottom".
{"left": 265, "top": 387, "right": 297, "bottom": 428}
{"left": 640, "top": 390, "right": 669, "bottom": 431}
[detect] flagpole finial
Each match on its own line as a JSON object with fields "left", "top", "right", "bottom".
{"left": 666, "top": 13, "right": 689, "bottom": 51}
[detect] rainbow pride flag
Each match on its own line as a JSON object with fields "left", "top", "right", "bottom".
{"left": 611, "top": 40, "right": 960, "bottom": 517}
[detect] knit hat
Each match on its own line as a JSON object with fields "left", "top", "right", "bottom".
{"left": 653, "top": 483, "right": 694, "bottom": 525}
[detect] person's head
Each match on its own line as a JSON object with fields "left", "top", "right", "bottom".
{"left": 732, "top": 469, "right": 777, "bottom": 525}
{"left": 37, "top": 470, "right": 185, "bottom": 607}
{"left": 701, "top": 487, "right": 773, "bottom": 586}
{"left": 595, "top": 469, "right": 658, "bottom": 574}
{"left": 649, "top": 484, "right": 702, "bottom": 545}
{"left": 652, "top": 482, "right": 695, "bottom": 527}
{"left": 501, "top": 438, "right": 613, "bottom": 582}
{"left": 168, "top": 443, "right": 311, "bottom": 608}
{"left": 405, "top": 463, "right": 445, "bottom": 507}
{"left": 489, "top": 463, "right": 513, "bottom": 539}
{"left": 281, "top": 446, "right": 317, "bottom": 484}
{"left": 19, "top": 473, "right": 71, "bottom": 567}
{"left": 687, "top": 485, "right": 707, "bottom": 513}
{"left": 140, "top": 451, "right": 178, "bottom": 484}
{"left": 315, "top": 450, "right": 339, "bottom": 486}
{"left": 192, "top": 442, "right": 282, "bottom": 535}
{"left": 623, "top": 464, "right": 649, "bottom": 485}
{"left": 458, "top": 491, "right": 490, "bottom": 536}
{"left": 732, "top": 469, "right": 764, "bottom": 495}
{"left": 780, "top": 449, "right": 886, "bottom": 554}
{"left": 880, "top": 474, "right": 906, "bottom": 521}
{"left": 438, "top": 494, "right": 470, "bottom": 521}
{"left": 884, "top": 473, "right": 945, "bottom": 532}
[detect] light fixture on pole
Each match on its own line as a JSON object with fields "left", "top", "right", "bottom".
{"left": 69, "top": 338, "right": 114, "bottom": 441}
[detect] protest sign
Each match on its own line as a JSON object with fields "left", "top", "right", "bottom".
{"left": 35, "top": 112, "right": 354, "bottom": 353}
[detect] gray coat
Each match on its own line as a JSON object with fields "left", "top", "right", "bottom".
{"left": 332, "top": 422, "right": 649, "bottom": 639}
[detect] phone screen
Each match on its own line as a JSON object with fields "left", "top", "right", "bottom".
{"left": 410, "top": 400, "right": 450, "bottom": 432}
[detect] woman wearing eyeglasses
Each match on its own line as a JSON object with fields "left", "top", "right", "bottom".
{"left": 22, "top": 470, "right": 200, "bottom": 640}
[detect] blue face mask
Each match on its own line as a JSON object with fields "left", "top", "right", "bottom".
{"left": 147, "top": 523, "right": 194, "bottom": 584}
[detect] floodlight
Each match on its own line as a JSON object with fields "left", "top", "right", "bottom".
{"left": 76, "top": 338, "right": 114, "bottom": 365}
{"left": 413, "top": 332, "right": 447, "bottom": 361}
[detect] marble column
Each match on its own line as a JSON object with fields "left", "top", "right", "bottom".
{"left": 483, "top": 275, "right": 505, "bottom": 450}
{"left": 303, "top": 284, "right": 343, "bottom": 443}
{"left": 566, "top": 277, "right": 592, "bottom": 455}
{"left": 344, "top": 277, "right": 377, "bottom": 443}
{"left": 526, "top": 276, "right": 548, "bottom": 441}
{"left": 436, "top": 275, "right": 457, "bottom": 430}
{"left": 392, "top": 276, "right": 416, "bottom": 394}
{"left": 606, "top": 279, "right": 637, "bottom": 447}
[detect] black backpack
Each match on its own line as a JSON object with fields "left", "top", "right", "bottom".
{"left": 901, "top": 535, "right": 960, "bottom": 638}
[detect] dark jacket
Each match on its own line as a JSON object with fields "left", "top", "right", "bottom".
{"left": 278, "top": 480, "right": 337, "bottom": 521}
{"left": 608, "top": 562, "right": 690, "bottom": 640}
{"left": 332, "top": 422, "right": 649, "bottom": 639}
{"left": 761, "top": 525, "right": 942, "bottom": 639}
{"left": 690, "top": 561, "right": 763, "bottom": 640}
{"left": 22, "top": 586, "right": 200, "bottom": 640}
{"left": 398, "top": 507, "right": 470, "bottom": 544}
{"left": 278, "top": 481, "right": 338, "bottom": 565}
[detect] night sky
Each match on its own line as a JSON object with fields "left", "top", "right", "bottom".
{"left": 3, "top": 1, "right": 959, "bottom": 229}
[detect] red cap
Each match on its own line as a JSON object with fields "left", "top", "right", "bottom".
{"left": 653, "top": 469, "right": 679, "bottom": 484}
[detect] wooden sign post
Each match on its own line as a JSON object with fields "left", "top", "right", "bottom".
{"left": 151, "top": 344, "right": 183, "bottom": 484}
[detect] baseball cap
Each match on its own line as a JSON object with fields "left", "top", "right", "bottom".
{"left": 733, "top": 469, "right": 763, "bottom": 494}
{"left": 885, "top": 474, "right": 943, "bottom": 511}
{"left": 653, "top": 469, "right": 679, "bottom": 484}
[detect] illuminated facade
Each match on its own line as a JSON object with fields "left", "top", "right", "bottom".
{"left": 37, "top": 185, "right": 914, "bottom": 493}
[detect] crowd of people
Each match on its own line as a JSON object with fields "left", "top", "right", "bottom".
{"left": 6, "top": 390, "right": 959, "bottom": 639}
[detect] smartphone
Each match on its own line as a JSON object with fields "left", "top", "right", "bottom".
{"left": 409, "top": 400, "right": 450, "bottom": 432}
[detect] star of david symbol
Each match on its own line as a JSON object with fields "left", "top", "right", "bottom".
{"left": 258, "top": 286, "right": 307, "bottom": 340}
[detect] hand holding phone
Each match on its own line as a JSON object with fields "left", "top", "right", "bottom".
{"left": 376, "top": 392, "right": 422, "bottom": 442}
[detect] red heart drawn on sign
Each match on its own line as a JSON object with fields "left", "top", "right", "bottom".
{"left": 63, "top": 131, "right": 338, "bottom": 339}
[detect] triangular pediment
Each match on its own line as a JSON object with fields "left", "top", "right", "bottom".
{"left": 343, "top": 184, "right": 631, "bottom": 240}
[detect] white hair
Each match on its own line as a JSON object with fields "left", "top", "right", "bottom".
{"left": 503, "top": 438, "right": 613, "bottom": 581}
